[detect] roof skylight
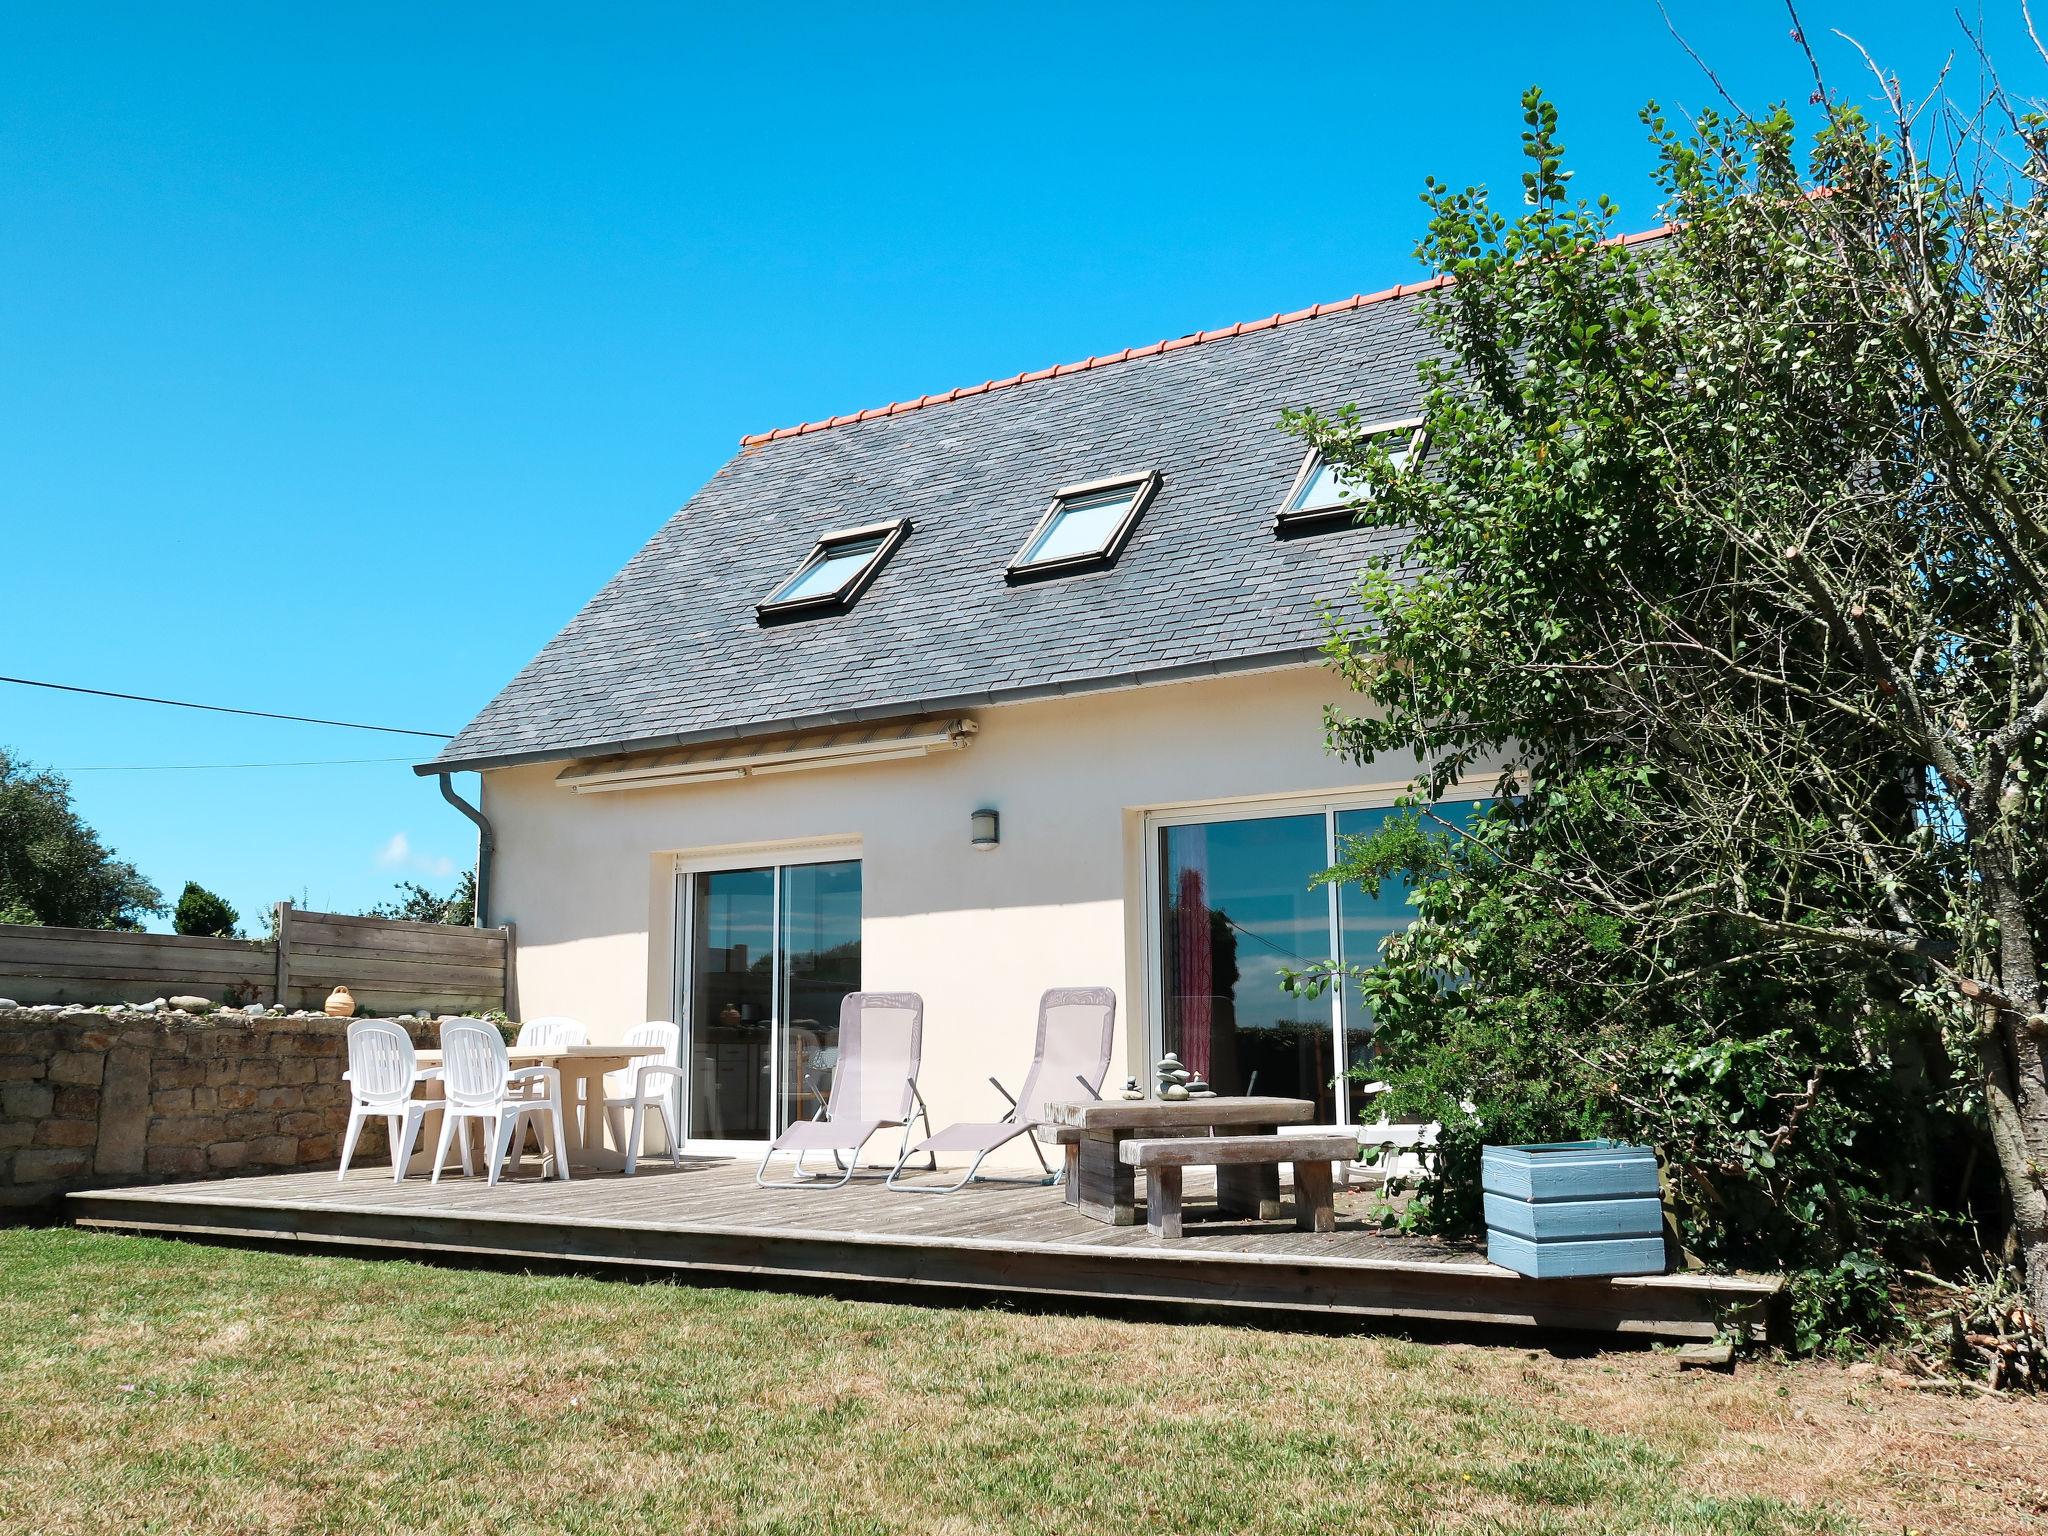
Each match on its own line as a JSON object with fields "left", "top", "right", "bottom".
{"left": 757, "top": 518, "right": 909, "bottom": 621}
{"left": 1275, "top": 419, "right": 1425, "bottom": 533}
{"left": 1008, "top": 470, "right": 1161, "bottom": 578}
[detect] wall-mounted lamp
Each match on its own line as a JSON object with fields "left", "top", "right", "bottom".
{"left": 970, "top": 808, "right": 1000, "bottom": 851}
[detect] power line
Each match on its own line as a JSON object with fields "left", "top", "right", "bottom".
{"left": 0, "top": 675, "right": 454, "bottom": 739}
{"left": 58, "top": 756, "right": 418, "bottom": 772}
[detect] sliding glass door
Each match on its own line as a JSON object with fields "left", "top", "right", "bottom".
{"left": 1153, "top": 799, "right": 1479, "bottom": 1125}
{"left": 1159, "top": 813, "right": 1333, "bottom": 1113}
{"left": 776, "top": 860, "right": 862, "bottom": 1132}
{"left": 676, "top": 852, "right": 861, "bottom": 1149}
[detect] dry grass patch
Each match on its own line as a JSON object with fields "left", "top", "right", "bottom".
{"left": 1, "top": 1228, "right": 2042, "bottom": 1535}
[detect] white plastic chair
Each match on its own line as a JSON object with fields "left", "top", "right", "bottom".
{"left": 516, "top": 1016, "right": 588, "bottom": 1050}
{"left": 431, "top": 1018, "right": 572, "bottom": 1186}
{"left": 600, "top": 1021, "right": 684, "bottom": 1175}
{"left": 1354, "top": 1118, "right": 1441, "bottom": 1186}
{"left": 338, "top": 1019, "right": 441, "bottom": 1182}
{"left": 508, "top": 1014, "right": 588, "bottom": 1155}
{"left": 1349, "top": 1082, "right": 1471, "bottom": 1190}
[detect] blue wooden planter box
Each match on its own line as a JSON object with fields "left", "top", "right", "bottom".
{"left": 1481, "top": 1141, "right": 1667, "bottom": 1279}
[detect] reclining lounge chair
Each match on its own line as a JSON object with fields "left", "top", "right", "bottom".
{"left": 886, "top": 986, "right": 1116, "bottom": 1193}
{"left": 756, "top": 991, "right": 930, "bottom": 1188}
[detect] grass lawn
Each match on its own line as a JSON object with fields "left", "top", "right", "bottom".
{"left": 2, "top": 1228, "right": 2042, "bottom": 1535}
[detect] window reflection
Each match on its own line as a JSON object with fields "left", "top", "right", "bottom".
{"left": 685, "top": 859, "right": 863, "bottom": 1143}
{"left": 1159, "top": 814, "right": 1334, "bottom": 1119}
{"left": 778, "top": 860, "right": 862, "bottom": 1132}
{"left": 1158, "top": 801, "right": 1483, "bottom": 1124}
{"left": 1335, "top": 802, "right": 1483, "bottom": 1089}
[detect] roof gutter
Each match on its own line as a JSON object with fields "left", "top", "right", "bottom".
{"left": 413, "top": 647, "right": 1326, "bottom": 777}
{"left": 435, "top": 772, "right": 495, "bottom": 928}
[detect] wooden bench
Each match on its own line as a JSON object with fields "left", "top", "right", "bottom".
{"left": 1120, "top": 1132, "right": 1356, "bottom": 1239}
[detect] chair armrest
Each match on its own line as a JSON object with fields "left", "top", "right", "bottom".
{"left": 506, "top": 1065, "right": 560, "bottom": 1090}
{"left": 633, "top": 1062, "right": 684, "bottom": 1093}
{"left": 414, "top": 1066, "right": 443, "bottom": 1081}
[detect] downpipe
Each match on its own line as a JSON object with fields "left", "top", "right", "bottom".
{"left": 436, "top": 772, "right": 495, "bottom": 928}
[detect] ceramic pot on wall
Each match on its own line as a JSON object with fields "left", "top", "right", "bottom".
{"left": 324, "top": 985, "right": 357, "bottom": 1019}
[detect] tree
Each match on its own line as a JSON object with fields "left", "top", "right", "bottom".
{"left": 364, "top": 869, "right": 476, "bottom": 926}
{"left": 1295, "top": 62, "right": 2048, "bottom": 1317}
{"left": 172, "top": 881, "right": 240, "bottom": 938}
{"left": 0, "top": 747, "right": 162, "bottom": 930}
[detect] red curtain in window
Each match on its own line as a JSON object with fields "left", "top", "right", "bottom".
{"left": 1170, "top": 835, "right": 1214, "bottom": 1079}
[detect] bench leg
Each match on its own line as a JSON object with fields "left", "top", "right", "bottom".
{"left": 1061, "top": 1140, "right": 1080, "bottom": 1205}
{"left": 1147, "top": 1164, "right": 1183, "bottom": 1239}
{"left": 1294, "top": 1159, "right": 1335, "bottom": 1234}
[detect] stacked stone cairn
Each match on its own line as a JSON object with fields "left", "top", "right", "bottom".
{"left": 1153, "top": 1054, "right": 1218, "bottom": 1101}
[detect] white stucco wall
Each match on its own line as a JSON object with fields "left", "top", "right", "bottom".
{"left": 481, "top": 663, "right": 1446, "bottom": 1167}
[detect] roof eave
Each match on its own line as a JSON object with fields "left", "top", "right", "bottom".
{"left": 413, "top": 648, "right": 1327, "bottom": 777}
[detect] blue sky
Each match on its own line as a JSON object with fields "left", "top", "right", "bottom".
{"left": 1, "top": 2, "right": 2019, "bottom": 931}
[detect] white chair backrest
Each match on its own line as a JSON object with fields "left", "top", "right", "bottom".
{"left": 346, "top": 1019, "right": 419, "bottom": 1109}
{"left": 440, "top": 1019, "right": 512, "bottom": 1109}
{"left": 1360, "top": 1118, "right": 1441, "bottom": 1181}
{"left": 624, "top": 1020, "right": 681, "bottom": 1067}
{"left": 516, "top": 1016, "right": 587, "bottom": 1049}
{"left": 1361, "top": 1119, "right": 1440, "bottom": 1151}
{"left": 606, "top": 1021, "right": 681, "bottom": 1096}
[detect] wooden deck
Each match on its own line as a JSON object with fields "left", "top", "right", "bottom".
{"left": 67, "top": 1158, "right": 1781, "bottom": 1343}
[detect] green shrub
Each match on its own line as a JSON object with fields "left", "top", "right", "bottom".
{"left": 172, "top": 881, "right": 240, "bottom": 938}
{"left": 1293, "top": 796, "right": 1987, "bottom": 1350}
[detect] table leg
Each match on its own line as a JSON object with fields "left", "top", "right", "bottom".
{"left": 1073, "top": 1130, "right": 1136, "bottom": 1225}
{"left": 558, "top": 1062, "right": 633, "bottom": 1172}
{"left": 1213, "top": 1121, "right": 1284, "bottom": 1220}
{"left": 562, "top": 1065, "right": 591, "bottom": 1165}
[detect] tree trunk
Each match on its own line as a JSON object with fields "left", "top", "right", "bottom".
{"left": 1980, "top": 866, "right": 2048, "bottom": 1320}
{"left": 2009, "top": 1023, "right": 2048, "bottom": 1319}
{"left": 1984, "top": 1030, "right": 2048, "bottom": 1320}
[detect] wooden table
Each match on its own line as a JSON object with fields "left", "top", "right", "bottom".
{"left": 410, "top": 1044, "right": 663, "bottom": 1174}
{"left": 1046, "top": 1097, "right": 1316, "bottom": 1226}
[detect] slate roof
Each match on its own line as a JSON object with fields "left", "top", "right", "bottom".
{"left": 422, "top": 284, "right": 1445, "bottom": 775}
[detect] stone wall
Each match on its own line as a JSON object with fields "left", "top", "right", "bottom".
{"left": 0, "top": 1005, "right": 434, "bottom": 1216}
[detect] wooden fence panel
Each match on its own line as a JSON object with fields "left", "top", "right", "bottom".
{"left": 285, "top": 920, "right": 505, "bottom": 960}
{"left": 0, "top": 905, "right": 510, "bottom": 1015}
{"left": 276, "top": 906, "right": 509, "bottom": 1015}
{"left": 0, "top": 926, "right": 272, "bottom": 1005}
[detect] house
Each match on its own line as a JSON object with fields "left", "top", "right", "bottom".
{"left": 420, "top": 277, "right": 1496, "bottom": 1164}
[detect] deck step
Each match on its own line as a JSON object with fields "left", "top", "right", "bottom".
{"left": 65, "top": 1162, "right": 1781, "bottom": 1344}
